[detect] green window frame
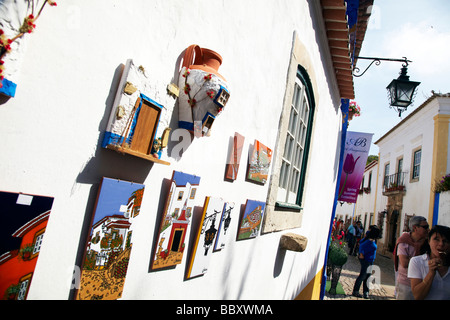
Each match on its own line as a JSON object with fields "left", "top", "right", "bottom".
{"left": 276, "top": 65, "right": 315, "bottom": 209}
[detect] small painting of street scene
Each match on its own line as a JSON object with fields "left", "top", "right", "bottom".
{"left": 151, "top": 171, "right": 201, "bottom": 270}
{"left": 76, "top": 177, "right": 145, "bottom": 300}
{"left": 237, "top": 200, "right": 266, "bottom": 240}
{"left": 247, "top": 140, "right": 272, "bottom": 185}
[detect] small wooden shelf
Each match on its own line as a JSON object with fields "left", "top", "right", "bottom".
{"left": 106, "top": 145, "right": 171, "bottom": 165}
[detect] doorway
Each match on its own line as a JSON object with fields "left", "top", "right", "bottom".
{"left": 387, "top": 210, "right": 399, "bottom": 252}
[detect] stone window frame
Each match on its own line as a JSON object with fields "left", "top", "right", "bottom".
{"left": 262, "top": 33, "right": 319, "bottom": 234}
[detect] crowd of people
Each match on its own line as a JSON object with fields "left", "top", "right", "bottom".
{"left": 332, "top": 217, "right": 450, "bottom": 300}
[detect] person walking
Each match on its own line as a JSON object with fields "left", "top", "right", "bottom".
{"left": 408, "top": 225, "right": 450, "bottom": 300}
{"left": 393, "top": 216, "right": 429, "bottom": 300}
{"left": 351, "top": 221, "right": 363, "bottom": 256}
{"left": 352, "top": 225, "right": 381, "bottom": 299}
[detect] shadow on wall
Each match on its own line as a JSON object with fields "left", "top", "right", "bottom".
{"left": 75, "top": 64, "right": 154, "bottom": 187}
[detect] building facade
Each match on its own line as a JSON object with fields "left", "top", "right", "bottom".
{"left": 373, "top": 93, "right": 450, "bottom": 254}
{"left": 0, "top": 0, "right": 372, "bottom": 299}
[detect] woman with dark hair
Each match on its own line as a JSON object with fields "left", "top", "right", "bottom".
{"left": 408, "top": 225, "right": 450, "bottom": 300}
{"left": 352, "top": 225, "right": 381, "bottom": 299}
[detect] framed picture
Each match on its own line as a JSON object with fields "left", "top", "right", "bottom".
{"left": 186, "top": 197, "right": 224, "bottom": 279}
{"left": 151, "top": 171, "right": 201, "bottom": 270}
{"left": 247, "top": 140, "right": 272, "bottom": 184}
{"left": 0, "top": 191, "right": 54, "bottom": 300}
{"left": 213, "top": 201, "right": 235, "bottom": 252}
{"left": 237, "top": 200, "right": 266, "bottom": 240}
{"left": 76, "top": 178, "right": 145, "bottom": 300}
{"left": 225, "top": 132, "right": 245, "bottom": 181}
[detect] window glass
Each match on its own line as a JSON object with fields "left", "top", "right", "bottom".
{"left": 413, "top": 149, "right": 421, "bottom": 179}
{"left": 277, "top": 74, "right": 312, "bottom": 205}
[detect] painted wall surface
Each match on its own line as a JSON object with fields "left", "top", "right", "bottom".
{"left": 438, "top": 191, "right": 450, "bottom": 227}
{"left": 0, "top": 0, "right": 343, "bottom": 299}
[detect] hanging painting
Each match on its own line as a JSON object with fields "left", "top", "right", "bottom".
{"left": 75, "top": 177, "right": 145, "bottom": 300}
{"left": 237, "top": 200, "right": 266, "bottom": 240}
{"left": 102, "top": 59, "right": 172, "bottom": 165}
{"left": 0, "top": 191, "right": 54, "bottom": 300}
{"left": 186, "top": 197, "right": 224, "bottom": 279}
{"left": 247, "top": 140, "right": 272, "bottom": 184}
{"left": 213, "top": 201, "right": 235, "bottom": 252}
{"left": 151, "top": 171, "right": 201, "bottom": 270}
{"left": 225, "top": 132, "right": 245, "bottom": 181}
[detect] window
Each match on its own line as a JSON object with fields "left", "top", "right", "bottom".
{"left": 384, "top": 163, "right": 390, "bottom": 188}
{"left": 32, "top": 233, "right": 44, "bottom": 255}
{"left": 397, "top": 158, "right": 403, "bottom": 174}
{"left": 395, "top": 157, "right": 404, "bottom": 186}
{"left": 262, "top": 33, "right": 317, "bottom": 233}
{"left": 277, "top": 75, "right": 313, "bottom": 205}
{"left": 412, "top": 149, "right": 421, "bottom": 180}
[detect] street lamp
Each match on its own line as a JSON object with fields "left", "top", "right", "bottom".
{"left": 386, "top": 64, "right": 421, "bottom": 117}
{"left": 353, "top": 56, "right": 420, "bottom": 117}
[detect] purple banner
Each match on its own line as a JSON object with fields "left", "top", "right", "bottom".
{"left": 338, "top": 131, "right": 373, "bottom": 203}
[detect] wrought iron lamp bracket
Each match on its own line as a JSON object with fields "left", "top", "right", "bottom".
{"left": 353, "top": 56, "right": 411, "bottom": 77}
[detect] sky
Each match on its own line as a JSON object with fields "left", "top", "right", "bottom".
{"left": 348, "top": 0, "right": 450, "bottom": 155}
{"left": 92, "top": 178, "right": 145, "bottom": 225}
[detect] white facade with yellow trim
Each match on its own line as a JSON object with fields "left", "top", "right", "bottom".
{"left": 373, "top": 93, "right": 450, "bottom": 253}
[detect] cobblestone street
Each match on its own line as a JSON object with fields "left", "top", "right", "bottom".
{"left": 324, "top": 253, "right": 396, "bottom": 300}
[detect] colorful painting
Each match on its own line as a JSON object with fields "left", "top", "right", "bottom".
{"left": 213, "top": 201, "right": 235, "bottom": 252}
{"left": 76, "top": 178, "right": 145, "bottom": 300}
{"left": 247, "top": 140, "right": 272, "bottom": 184}
{"left": 186, "top": 197, "right": 224, "bottom": 279}
{"left": 337, "top": 131, "right": 373, "bottom": 203}
{"left": 0, "top": 191, "right": 54, "bottom": 300}
{"left": 225, "top": 132, "right": 245, "bottom": 181}
{"left": 237, "top": 200, "right": 266, "bottom": 240}
{"left": 151, "top": 171, "right": 201, "bottom": 270}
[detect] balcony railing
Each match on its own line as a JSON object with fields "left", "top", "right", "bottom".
{"left": 383, "top": 172, "right": 408, "bottom": 193}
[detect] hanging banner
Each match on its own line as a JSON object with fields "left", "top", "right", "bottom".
{"left": 338, "top": 131, "right": 373, "bottom": 203}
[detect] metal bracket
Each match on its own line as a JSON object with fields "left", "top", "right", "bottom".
{"left": 353, "top": 56, "right": 412, "bottom": 77}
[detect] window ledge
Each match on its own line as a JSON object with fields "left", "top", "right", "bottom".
{"left": 275, "top": 201, "right": 302, "bottom": 212}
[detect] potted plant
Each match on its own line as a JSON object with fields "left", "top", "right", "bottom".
{"left": 348, "top": 101, "right": 361, "bottom": 121}
{"left": 327, "top": 233, "right": 348, "bottom": 295}
{"left": 435, "top": 174, "right": 450, "bottom": 193}
{"left": 19, "top": 244, "right": 34, "bottom": 261}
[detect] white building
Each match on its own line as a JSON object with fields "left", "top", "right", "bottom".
{"left": 0, "top": 0, "right": 373, "bottom": 300}
{"left": 372, "top": 92, "right": 450, "bottom": 254}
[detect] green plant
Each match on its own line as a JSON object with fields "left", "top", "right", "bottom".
{"left": 329, "top": 243, "right": 348, "bottom": 266}
{"left": 435, "top": 174, "right": 450, "bottom": 193}
{"left": 329, "top": 232, "right": 348, "bottom": 266}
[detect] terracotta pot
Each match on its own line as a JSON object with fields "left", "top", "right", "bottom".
{"left": 182, "top": 45, "right": 226, "bottom": 81}
{"left": 348, "top": 110, "right": 355, "bottom": 121}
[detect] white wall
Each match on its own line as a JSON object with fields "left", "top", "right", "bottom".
{"left": 0, "top": 0, "right": 342, "bottom": 299}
